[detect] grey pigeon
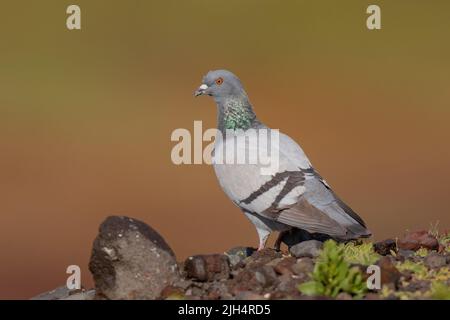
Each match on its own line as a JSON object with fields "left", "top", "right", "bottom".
{"left": 194, "top": 69, "right": 371, "bottom": 250}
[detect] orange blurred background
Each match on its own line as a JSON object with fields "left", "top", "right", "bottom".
{"left": 1, "top": 1, "right": 449, "bottom": 299}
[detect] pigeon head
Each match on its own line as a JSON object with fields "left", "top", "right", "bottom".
{"left": 195, "top": 69, "right": 258, "bottom": 131}
{"left": 194, "top": 69, "right": 247, "bottom": 100}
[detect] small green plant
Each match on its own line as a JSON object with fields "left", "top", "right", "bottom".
{"left": 298, "top": 240, "right": 367, "bottom": 298}
{"left": 381, "top": 280, "right": 450, "bottom": 300}
{"left": 396, "top": 260, "right": 450, "bottom": 282}
{"left": 429, "top": 281, "right": 450, "bottom": 300}
{"left": 380, "top": 286, "right": 425, "bottom": 300}
{"left": 438, "top": 232, "right": 450, "bottom": 253}
{"left": 428, "top": 222, "right": 450, "bottom": 253}
{"left": 165, "top": 293, "right": 185, "bottom": 300}
{"left": 396, "top": 260, "right": 428, "bottom": 278}
{"left": 429, "top": 221, "right": 440, "bottom": 238}
{"left": 414, "top": 247, "right": 429, "bottom": 258}
{"left": 341, "top": 242, "right": 380, "bottom": 265}
{"left": 432, "top": 267, "right": 450, "bottom": 282}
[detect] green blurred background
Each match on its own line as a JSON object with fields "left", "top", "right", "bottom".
{"left": 0, "top": 1, "right": 449, "bottom": 299}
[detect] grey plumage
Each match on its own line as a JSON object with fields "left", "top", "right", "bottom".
{"left": 195, "top": 69, "right": 371, "bottom": 250}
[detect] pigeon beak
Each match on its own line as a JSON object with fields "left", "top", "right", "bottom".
{"left": 194, "top": 84, "right": 208, "bottom": 97}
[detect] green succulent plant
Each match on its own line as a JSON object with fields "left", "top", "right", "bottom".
{"left": 414, "top": 247, "right": 429, "bottom": 258}
{"left": 298, "top": 240, "right": 368, "bottom": 298}
{"left": 396, "top": 260, "right": 428, "bottom": 278}
{"left": 341, "top": 242, "right": 380, "bottom": 266}
{"left": 438, "top": 233, "right": 450, "bottom": 253}
{"left": 396, "top": 260, "right": 450, "bottom": 282}
{"left": 381, "top": 280, "right": 450, "bottom": 300}
{"left": 428, "top": 223, "right": 450, "bottom": 253}
{"left": 429, "top": 281, "right": 450, "bottom": 300}
{"left": 380, "top": 286, "right": 422, "bottom": 300}
{"left": 383, "top": 255, "right": 450, "bottom": 300}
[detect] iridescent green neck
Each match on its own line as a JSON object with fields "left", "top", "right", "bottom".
{"left": 218, "top": 97, "right": 256, "bottom": 132}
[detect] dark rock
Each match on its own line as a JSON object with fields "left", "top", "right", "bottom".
{"left": 402, "top": 280, "right": 431, "bottom": 293}
{"left": 185, "top": 254, "right": 230, "bottom": 282}
{"left": 276, "top": 273, "right": 302, "bottom": 295}
{"left": 254, "top": 265, "right": 278, "bottom": 288}
{"left": 229, "top": 264, "right": 278, "bottom": 294}
{"left": 398, "top": 230, "right": 439, "bottom": 251}
{"left": 206, "top": 290, "right": 221, "bottom": 300}
{"left": 397, "top": 249, "right": 415, "bottom": 260}
{"left": 274, "top": 257, "right": 296, "bottom": 275}
{"left": 89, "top": 216, "right": 180, "bottom": 300}
{"left": 226, "top": 247, "right": 256, "bottom": 268}
{"left": 289, "top": 240, "right": 323, "bottom": 258}
{"left": 245, "top": 248, "right": 282, "bottom": 269}
{"left": 206, "top": 281, "right": 232, "bottom": 300}
{"left": 400, "top": 269, "right": 414, "bottom": 282}
{"left": 229, "top": 269, "right": 260, "bottom": 294}
{"left": 251, "top": 248, "right": 282, "bottom": 263}
{"left": 266, "top": 258, "right": 283, "bottom": 268}
{"left": 291, "top": 257, "right": 314, "bottom": 276}
{"left": 424, "top": 252, "right": 447, "bottom": 269}
{"left": 374, "top": 239, "right": 397, "bottom": 256}
{"left": 377, "top": 256, "right": 402, "bottom": 287}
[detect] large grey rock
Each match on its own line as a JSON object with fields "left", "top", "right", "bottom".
{"left": 289, "top": 240, "right": 323, "bottom": 258}
{"left": 89, "top": 216, "right": 180, "bottom": 299}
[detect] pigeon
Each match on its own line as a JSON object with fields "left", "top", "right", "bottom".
{"left": 194, "top": 69, "right": 371, "bottom": 250}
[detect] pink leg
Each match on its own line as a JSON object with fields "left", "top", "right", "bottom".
{"left": 257, "top": 234, "right": 269, "bottom": 251}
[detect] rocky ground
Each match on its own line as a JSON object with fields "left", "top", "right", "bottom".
{"left": 33, "top": 216, "right": 450, "bottom": 300}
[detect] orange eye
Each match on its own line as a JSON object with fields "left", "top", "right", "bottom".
{"left": 215, "top": 77, "right": 224, "bottom": 85}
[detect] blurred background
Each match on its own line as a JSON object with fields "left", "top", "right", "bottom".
{"left": 0, "top": 0, "right": 449, "bottom": 299}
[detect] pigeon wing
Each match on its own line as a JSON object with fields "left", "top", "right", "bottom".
{"left": 240, "top": 132, "right": 370, "bottom": 239}
{"left": 258, "top": 172, "right": 370, "bottom": 239}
